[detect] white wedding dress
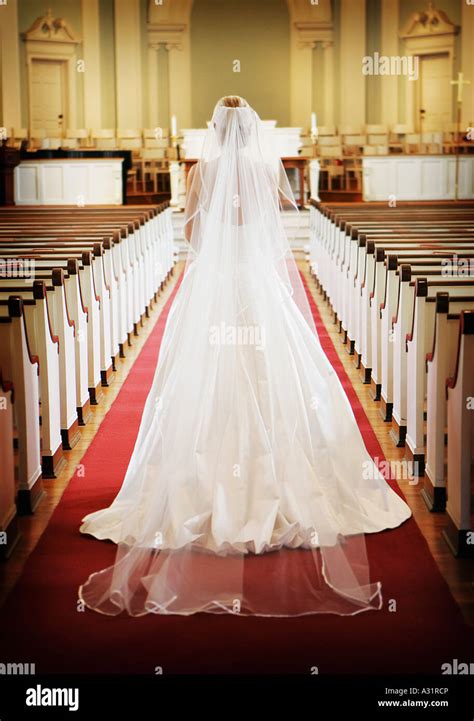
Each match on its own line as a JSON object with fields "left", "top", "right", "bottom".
{"left": 79, "top": 99, "right": 411, "bottom": 618}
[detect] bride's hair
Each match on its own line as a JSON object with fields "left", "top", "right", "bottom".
{"left": 220, "top": 95, "right": 248, "bottom": 108}
{"left": 212, "top": 95, "right": 251, "bottom": 145}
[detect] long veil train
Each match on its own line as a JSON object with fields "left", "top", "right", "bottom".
{"left": 78, "top": 97, "right": 411, "bottom": 617}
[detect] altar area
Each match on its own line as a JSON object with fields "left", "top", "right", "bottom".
{"left": 173, "top": 121, "right": 312, "bottom": 209}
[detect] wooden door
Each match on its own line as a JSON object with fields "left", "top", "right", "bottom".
{"left": 419, "top": 53, "right": 451, "bottom": 132}
{"left": 30, "top": 59, "right": 66, "bottom": 133}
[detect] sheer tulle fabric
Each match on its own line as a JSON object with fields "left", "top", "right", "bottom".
{"left": 79, "top": 101, "right": 411, "bottom": 617}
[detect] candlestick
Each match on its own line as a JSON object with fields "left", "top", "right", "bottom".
{"left": 171, "top": 115, "right": 177, "bottom": 138}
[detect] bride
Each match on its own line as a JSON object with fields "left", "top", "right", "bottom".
{"left": 78, "top": 96, "right": 411, "bottom": 617}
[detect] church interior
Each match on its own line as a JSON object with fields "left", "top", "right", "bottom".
{"left": 0, "top": 0, "right": 473, "bottom": 711}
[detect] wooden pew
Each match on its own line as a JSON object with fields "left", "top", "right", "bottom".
{"left": 0, "top": 282, "right": 63, "bottom": 479}
{"left": 390, "top": 267, "right": 474, "bottom": 444}
{"left": 0, "top": 259, "right": 90, "bottom": 425}
{"left": 0, "top": 204, "right": 175, "bottom": 402}
{"left": 1, "top": 229, "right": 128, "bottom": 369}
{"left": 11, "top": 252, "right": 103, "bottom": 406}
{"left": 312, "top": 209, "right": 474, "bottom": 362}
{"left": 423, "top": 293, "right": 474, "bottom": 512}
{"left": 0, "top": 368, "right": 21, "bottom": 557}
{"left": 0, "top": 296, "right": 42, "bottom": 513}
{"left": 308, "top": 199, "right": 474, "bottom": 540}
{"left": 358, "top": 243, "right": 474, "bottom": 385}
{"left": 0, "top": 204, "right": 175, "bottom": 361}
{"left": 443, "top": 310, "right": 474, "bottom": 557}
{"left": 310, "top": 203, "right": 474, "bottom": 415}
{"left": 0, "top": 203, "right": 175, "bottom": 519}
{"left": 405, "top": 283, "right": 474, "bottom": 478}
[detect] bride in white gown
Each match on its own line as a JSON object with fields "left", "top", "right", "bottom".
{"left": 79, "top": 96, "right": 411, "bottom": 617}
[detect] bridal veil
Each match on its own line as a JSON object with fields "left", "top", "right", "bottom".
{"left": 79, "top": 97, "right": 410, "bottom": 617}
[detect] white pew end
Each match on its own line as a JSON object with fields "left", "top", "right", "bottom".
{"left": 0, "top": 370, "right": 21, "bottom": 557}
{"left": 0, "top": 297, "right": 43, "bottom": 513}
{"left": 443, "top": 310, "right": 474, "bottom": 557}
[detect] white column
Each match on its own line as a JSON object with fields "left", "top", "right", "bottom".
{"left": 290, "top": 40, "right": 314, "bottom": 129}
{"left": 380, "top": 0, "right": 399, "bottom": 127}
{"left": 340, "top": 0, "right": 366, "bottom": 127}
{"left": 167, "top": 43, "right": 192, "bottom": 130}
{"left": 81, "top": 0, "right": 102, "bottom": 128}
{"left": 148, "top": 47, "right": 159, "bottom": 129}
{"left": 114, "top": 0, "right": 142, "bottom": 129}
{"left": 461, "top": 1, "right": 474, "bottom": 128}
{"left": 322, "top": 41, "right": 334, "bottom": 127}
{"left": 0, "top": 0, "right": 22, "bottom": 129}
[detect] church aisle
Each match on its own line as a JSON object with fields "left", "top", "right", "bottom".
{"left": 0, "top": 260, "right": 471, "bottom": 675}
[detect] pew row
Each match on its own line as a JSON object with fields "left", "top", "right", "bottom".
{"left": 0, "top": 203, "right": 174, "bottom": 516}
{"left": 308, "top": 199, "right": 474, "bottom": 557}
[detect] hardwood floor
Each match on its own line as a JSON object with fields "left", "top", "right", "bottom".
{"left": 301, "top": 261, "right": 474, "bottom": 625}
{"left": 1, "top": 258, "right": 472, "bottom": 626}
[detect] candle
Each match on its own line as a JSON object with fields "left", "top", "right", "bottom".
{"left": 171, "top": 115, "right": 177, "bottom": 137}
{"left": 311, "top": 112, "right": 318, "bottom": 135}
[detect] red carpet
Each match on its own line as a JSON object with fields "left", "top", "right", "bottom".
{"left": 0, "top": 270, "right": 471, "bottom": 675}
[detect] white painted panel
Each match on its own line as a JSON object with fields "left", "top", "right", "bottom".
{"left": 14, "top": 160, "right": 123, "bottom": 205}
{"left": 371, "top": 160, "right": 392, "bottom": 201}
{"left": 362, "top": 156, "right": 474, "bottom": 201}
{"left": 395, "top": 159, "right": 420, "bottom": 200}
{"left": 14, "top": 166, "right": 38, "bottom": 203}
{"left": 40, "top": 165, "right": 64, "bottom": 204}
{"left": 63, "top": 164, "right": 89, "bottom": 204}
{"left": 446, "top": 159, "right": 457, "bottom": 199}
{"left": 89, "top": 163, "right": 122, "bottom": 204}
{"left": 420, "top": 158, "right": 444, "bottom": 199}
{"left": 459, "top": 157, "right": 474, "bottom": 199}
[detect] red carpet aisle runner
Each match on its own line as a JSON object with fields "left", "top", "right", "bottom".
{"left": 0, "top": 270, "right": 471, "bottom": 675}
